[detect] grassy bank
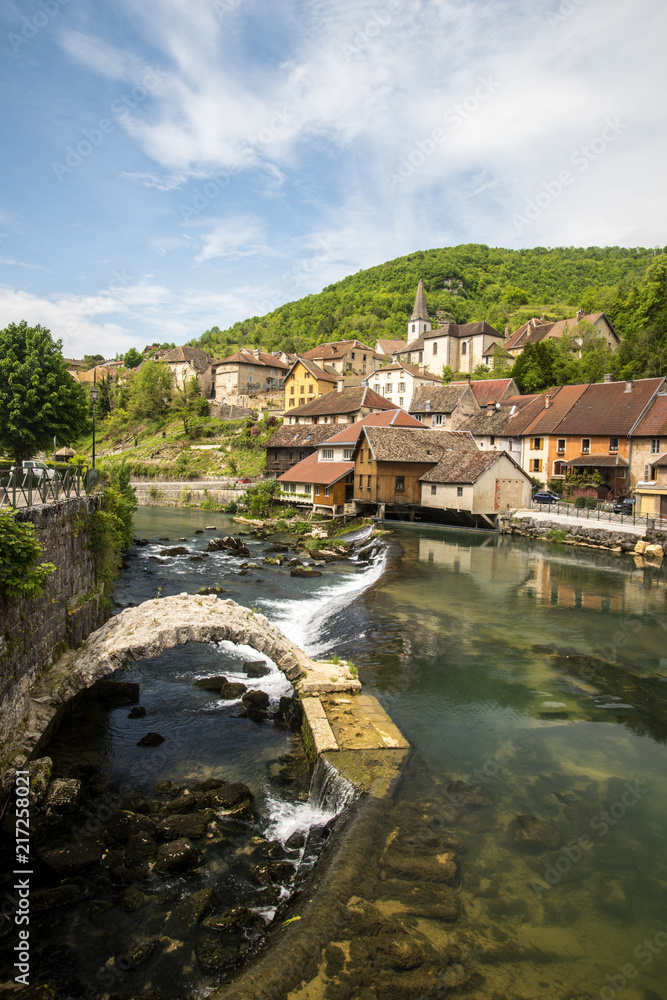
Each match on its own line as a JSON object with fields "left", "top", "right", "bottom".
{"left": 78, "top": 412, "right": 280, "bottom": 480}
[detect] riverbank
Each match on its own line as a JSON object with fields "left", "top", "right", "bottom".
{"left": 503, "top": 510, "right": 666, "bottom": 560}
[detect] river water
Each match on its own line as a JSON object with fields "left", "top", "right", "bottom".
{"left": 15, "top": 508, "right": 667, "bottom": 998}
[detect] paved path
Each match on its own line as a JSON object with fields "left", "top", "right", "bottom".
{"left": 513, "top": 509, "right": 646, "bottom": 536}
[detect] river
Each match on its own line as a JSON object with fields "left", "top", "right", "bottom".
{"left": 11, "top": 508, "right": 667, "bottom": 999}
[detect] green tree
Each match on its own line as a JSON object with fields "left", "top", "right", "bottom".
{"left": 126, "top": 360, "right": 173, "bottom": 421}
{"left": 123, "top": 347, "right": 143, "bottom": 369}
{"left": 0, "top": 321, "right": 89, "bottom": 464}
{"left": 243, "top": 480, "right": 281, "bottom": 516}
{"left": 512, "top": 340, "right": 559, "bottom": 393}
{"left": 171, "top": 376, "right": 207, "bottom": 432}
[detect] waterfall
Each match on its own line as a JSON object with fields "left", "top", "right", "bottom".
{"left": 309, "top": 755, "right": 357, "bottom": 812}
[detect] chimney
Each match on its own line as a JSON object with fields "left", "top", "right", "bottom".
{"left": 486, "top": 401, "right": 496, "bottom": 414}
{"left": 544, "top": 394, "right": 552, "bottom": 409}
{"left": 337, "top": 377, "right": 345, "bottom": 392}
{"left": 253, "top": 348, "right": 261, "bottom": 359}
{"left": 418, "top": 365, "right": 426, "bottom": 374}
{"left": 603, "top": 373, "right": 612, "bottom": 383}
{"left": 625, "top": 380, "right": 634, "bottom": 393}
{"left": 577, "top": 309, "right": 588, "bottom": 320}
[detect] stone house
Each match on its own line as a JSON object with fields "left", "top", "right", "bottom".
{"left": 628, "top": 391, "right": 667, "bottom": 487}
{"left": 408, "top": 383, "right": 480, "bottom": 429}
{"left": 301, "top": 340, "right": 380, "bottom": 377}
{"left": 419, "top": 450, "right": 533, "bottom": 522}
{"left": 504, "top": 311, "right": 620, "bottom": 359}
{"left": 264, "top": 424, "right": 339, "bottom": 475}
{"left": 213, "top": 349, "right": 289, "bottom": 401}
{"left": 158, "top": 346, "right": 218, "bottom": 396}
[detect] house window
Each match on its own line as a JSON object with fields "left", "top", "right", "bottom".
{"left": 289, "top": 399, "right": 295, "bottom": 406}
{"left": 314, "top": 484, "right": 320, "bottom": 495}
{"left": 644, "top": 464, "right": 652, "bottom": 481}
{"left": 530, "top": 459, "right": 542, "bottom": 472}
{"left": 322, "top": 448, "right": 334, "bottom": 460}
{"left": 651, "top": 438, "right": 660, "bottom": 454}
{"left": 395, "top": 476, "right": 405, "bottom": 491}
{"left": 531, "top": 438, "right": 542, "bottom": 450}
{"left": 398, "top": 382, "right": 406, "bottom": 392}
{"left": 490, "top": 436, "right": 495, "bottom": 445}
{"left": 351, "top": 352, "right": 355, "bottom": 359}
{"left": 358, "top": 476, "right": 363, "bottom": 490}
{"left": 248, "top": 375, "right": 252, "bottom": 383}
{"left": 581, "top": 438, "right": 590, "bottom": 454}
{"left": 344, "top": 449, "right": 353, "bottom": 460}
{"left": 412, "top": 324, "right": 415, "bottom": 333}
{"left": 419, "top": 351, "right": 423, "bottom": 363}
{"left": 374, "top": 384, "right": 380, "bottom": 393}
{"left": 557, "top": 438, "right": 565, "bottom": 453}
{"left": 461, "top": 343, "right": 467, "bottom": 355}
{"left": 384, "top": 385, "right": 392, "bottom": 395}
{"left": 609, "top": 437, "right": 619, "bottom": 452}
{"left": 433, "top": 342, "right": 438, "bottom": 355}
{"left": 432, "top": 414, "right": 443, "bottom": 425}
{"left": 300, "top": 385, "right": 304, "bottom": 393}
{"left": 367, "top": 476, "right": 372, "bottom": 490}
{"left": 430, "top": 484, "right": 437, "bottom": 495}
{"left": 308, "top": 384, "right": 314, "bottom": 393}
{"left": 248, "top": 365, "right": 254, "bottom": 372}
{"left": 399, "top": 396, "right": 404, "bottom": 406}
{"left": 457, "top": 486, "right": 464, "bottom": 497}
{"left": 324, "top": 487, "right": 330, "bottom": 497}
{"left": 287, "top": 483, "right": 296, "bottom": 493}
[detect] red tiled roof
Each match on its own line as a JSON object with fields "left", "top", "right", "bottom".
{"left": 450, "top": 378, "right": 517, "bottom": 405}
{"left": 420, "top": 450, "right": 511, "bottom": 484}
{"left": 277, "top": 453, "right": 353, "bottom": 485}
{"left": 631, "top": 393, "right": 667, "bottom": 436}
{"left": 519, "top": 384, "right": 590, "bottom": 435}
{"left": 553, "top": 378, "right": 665, "bottom": 436}
{"left": 302, "top": 340, "right": 374, "bottom": 362}
{"left": 215, "top": 349, "right": 289, "bottom": 370}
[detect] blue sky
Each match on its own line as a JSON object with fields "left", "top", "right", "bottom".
{"left": 1, "top": 0, "right": 666, "bottom": 360}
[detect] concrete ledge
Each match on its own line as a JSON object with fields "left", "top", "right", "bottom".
{"left": 301, "top": 697, "right": 339, "bottom": 754}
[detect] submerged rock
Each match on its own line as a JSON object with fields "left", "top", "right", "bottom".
{"left": 42, "top": 778, "right": 81, "bottom": 820}
{"left": 220, "top": 681, "right": 247, "bottom": 699}
{"left": 195, "top": 933, "right": 248, "bottom": 971}
{"left": 31, "top": 884, "right": 83, "bottom": 912}
{"left": 208, "top": 536, "right": 250, "bottom": 557}
{"left": 128, "top": 706, "right": 147, "bottom": 718}
{"left": 119, "top": 887, "right": 149, "bottom": 912}
{"left": 203, "top": 904, "right": 265, "bottom": 936}
{"left": 194, "top": 676, "right": 229, "bottom": 691}
{"left": 445, "top": 780, "right": 494, "bottom": 810}
{"left": 290, "top": 566, "right": 322, "bottom": 578}
{"left": 243, "top": 660, "right": 271, "bottom": 678}
{"left": 137, "top": 732, "right": 165, "bottom": 747}
{"left": 163, "top": 887, "right": 217, "bottom": 937}
{"left": 242, "top": 690, "right": 269, "bottom": 710}
{"left": 106, "top": 811, "right": 156, "bottom": 842}
{"left": 509, "top": 814, "right": 562, "bottom": 851}
{"left": 159, "top": 546, "right": 189, "bottom": 556}
{"left": 38, "top": 842, "right": 103, "bottom": 878}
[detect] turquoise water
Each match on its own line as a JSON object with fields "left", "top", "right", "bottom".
{"left": 22, "top": 509, "right": 667, "bottom": 998}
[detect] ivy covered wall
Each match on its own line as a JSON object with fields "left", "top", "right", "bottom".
{"left": 0, "top": 495, "right": 107, "bottom": 745}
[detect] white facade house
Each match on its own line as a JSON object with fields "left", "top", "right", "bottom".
{"left": 420, "top": 450, "right": 532, "bottom": 517}
{"left": 363, "top": 362, "right": 441, "bottom": 410}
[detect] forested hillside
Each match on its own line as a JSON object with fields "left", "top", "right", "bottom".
{"left": 192, "top": 245, "right": 666, "bottom": 370}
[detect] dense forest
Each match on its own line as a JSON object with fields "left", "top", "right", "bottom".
{"left": 191, "top": 245, "right": 667, "bottom": 388}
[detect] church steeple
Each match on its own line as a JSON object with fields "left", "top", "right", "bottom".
{"left": 408, "top": 277, "right": 432, "bottom": 339}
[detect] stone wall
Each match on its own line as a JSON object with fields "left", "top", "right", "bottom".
{"left": 0, "top": 495, "right": 106, "bottom": 745}
{"left": 131, "top": 480, "right": 240, "bottom": 508}
{"left": 501, "top": 513, "right": 642, "bottom": 552}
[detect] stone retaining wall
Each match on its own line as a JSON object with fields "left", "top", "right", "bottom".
{"left": 503, "top": 514, "right": 649, "bottom": 553}
{"left": 0, "top": 495, "right": 106, "bottom": 746}
{"left": 131, "top": 481, "right": 240, "bottom": 508}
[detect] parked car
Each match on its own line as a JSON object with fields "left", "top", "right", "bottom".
{"left": 533, "top": 490, "right": 560, "bottom": 504}
{"left": 236, "top": 477, "right": 253, "bottom": 485}
{"left": 9, "top": 460, "right": 60, "bottom": 481}
{"left": 613, "top": 497, "right": 635, "bottom": 515}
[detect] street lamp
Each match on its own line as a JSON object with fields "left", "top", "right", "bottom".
{"left": 90, "top": 372, "right": 99, "bottom": 470}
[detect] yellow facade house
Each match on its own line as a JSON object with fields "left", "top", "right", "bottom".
{"left": 283, "top": 358, "right": 338, "bottom": 411}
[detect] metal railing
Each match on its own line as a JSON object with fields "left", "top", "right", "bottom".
{"left": 529, "top": 500, "right": 656, "bottom": 528}
{"left": 0, "top": 466, "right": 98, "bottom": 510}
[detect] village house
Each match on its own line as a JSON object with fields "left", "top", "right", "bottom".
{"left": 283, "top": 358, "right": 339, "bottom": 410}
{"left": 284, "top": 384, "right": 398, "bottom": 426}
{"left": 628, "top": 392, "right": 667, "bottom": 506}
{"left": 457, "top": 395, "right": 540, "bottom": 466}
{"left": 504, "top": 311, "right": 620, "bottom": 359}
{"left": 511, "top": 377, "right": 665, "bottom": 494}
{"left": 157, "top": 346, "right": 219, "bottom": 396}
{"left": 276, "top": 409, "right": 423, "bottom": 513}
{"left": 419, "top": 450, "right": 533, "bottom": 525}
{"left": 394, "top": 279, "right": 505, "bottom": 373}
{"left": 351, "top": 426, "right": 476, "bottom": 513}
{"left": 264, "top": 424, "right": 339, "bottom": 475}
{"left": 408, "top": 383, "right": 480, "bottom": 429}
{"left": 375, "top": 338, "right": 407, "bottom": 357}
{"left": 362, "top": 360, "right": 442, "bottom": 409}
{"left": 212, "top": 348, "right": 289, "bottom": 401}
{"left": 452, "top": 377, "right": 519, "bottom": 405}
{"left": 301, "top": 339, "right": 380, "bottom": 377}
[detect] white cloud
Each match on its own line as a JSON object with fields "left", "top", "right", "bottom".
{"left": 194, "top": 218, "right": 271, "bottom": 262}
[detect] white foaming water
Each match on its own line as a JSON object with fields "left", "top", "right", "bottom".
{"left": 196, "top": 641, "right": 294, "bottom": 707}
{"left": 264, "top": 757, "right": 358, "bottom": 846}
{"left": 263, "top": 541, "right": 388, "bottom": 657}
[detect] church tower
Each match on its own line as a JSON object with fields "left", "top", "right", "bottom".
{"left": 408, "top": 277, "right": 432, "bottom": 341}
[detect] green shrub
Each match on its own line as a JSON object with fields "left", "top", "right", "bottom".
{"left": 546, "top": 529, "right": 567, "bottom": 542}
{"left": 574, "top": 497, "right": 586, "bottom": 508}
{"left": 0, "top": 512, "right": 56, "bottom": 602}
{"left": 584, "top": 497, "right": 598, "bottom": 509}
